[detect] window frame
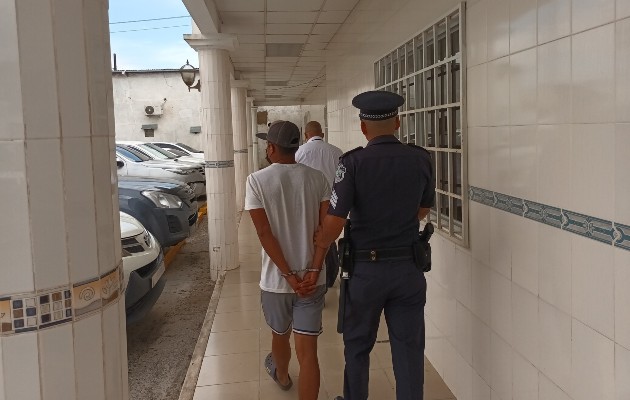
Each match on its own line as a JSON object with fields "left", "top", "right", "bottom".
{"left": 373, "top": 3, "right": 469, "bottom": 247}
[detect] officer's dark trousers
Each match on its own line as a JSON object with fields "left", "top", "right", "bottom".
{"left": 342, "top": 259, "right": 427, "bottom": 400}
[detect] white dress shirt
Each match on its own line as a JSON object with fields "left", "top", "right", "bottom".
{"left": 295, "top": 136, "right": 344, "bottom": 188}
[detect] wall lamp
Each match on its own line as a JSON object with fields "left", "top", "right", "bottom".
{"left": 179, "top": 60, "right": 201, "bottom": 92}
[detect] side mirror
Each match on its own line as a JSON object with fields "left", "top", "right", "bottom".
{"left": 117, "top": 160, "right": 124, "bottom": 169}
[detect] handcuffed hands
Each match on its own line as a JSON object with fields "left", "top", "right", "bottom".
{"left": 297, "top": 270, "right": 320, "bottom": 296}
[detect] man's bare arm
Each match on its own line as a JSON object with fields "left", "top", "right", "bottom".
{"left": 311, "top": 214, "right": 347, "bottom": 270}
{"left": 249, "top": 208, "right": 297, "bottom": 287}
{"left": 299, "top": 200, "right": 333, "bottom": 294}
{"left": 418, "top": 207, "right": 430, "bottom": 221}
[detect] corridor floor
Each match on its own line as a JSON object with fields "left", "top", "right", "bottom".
{"left": 191, "top": 214, "right": 455, "bottom": 400}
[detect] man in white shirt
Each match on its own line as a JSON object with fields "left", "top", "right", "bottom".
{"left": 295, "top": 121, "right": 344, "bottom": 288}
{"left": 295, "top": 121, "right": 343, "bottom": 188}
{"left": 245, "top": 120, "right": 331, "bottom": 400}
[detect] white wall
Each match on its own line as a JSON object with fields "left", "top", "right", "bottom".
{"left": 323, "top": 0, "right": 630, "bottom": 399}
{"left": 113, "top": 75, "right": 325, "bottom": 167}
{"left": 112, "top": 71, "right": 204, "bottom": 150}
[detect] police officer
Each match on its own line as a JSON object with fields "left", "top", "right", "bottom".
{"left": 307, "top": 90, "right": 435, "bottom": 400}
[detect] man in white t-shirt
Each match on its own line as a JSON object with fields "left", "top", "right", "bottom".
{"left": 295, "top": 120, "right": 344, "bottom": 288}
{"left": 245, "top": 120, "right": 331, "bottom": 400}
{"left": 295, "top": 120, "right": 343, "bottom": 188}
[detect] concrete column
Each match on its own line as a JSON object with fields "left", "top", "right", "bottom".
{"left": 0, "top": 1, "right": 128, "bottom": 399}
{"left": 251, "top": 106, "right": 260, "bottom": 171}
{"left": 185, "top": 33, "right": 239, "bottom": 278}
{"left": 245, "top": 97, "right": 255, "bottom": 174}
{"left": 231, "top": 81, "right": 248, "bottom": 213}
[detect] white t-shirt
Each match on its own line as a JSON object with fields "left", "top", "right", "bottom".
{"left": 295, "top": 137, "right": 344, "bottom": 189}
{"left": 245, "top": 163, "right": 331, "bottom": 293}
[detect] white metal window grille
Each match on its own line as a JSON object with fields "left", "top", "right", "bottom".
{"left": 374, "top": 4, "right": 468, "bottom": 246}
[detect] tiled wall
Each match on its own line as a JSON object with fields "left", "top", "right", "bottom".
{"left": 0, "top": 1, "right": 128, "bottom": 399}
{"left": 319, "top": 0, "right": 630, "bottom": 399}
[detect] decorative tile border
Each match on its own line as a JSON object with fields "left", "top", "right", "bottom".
{"left": 205, "top": 160, "right": 235, "bottom": 169}
{"left": 0, "top": 263, "right": 122, "bottom": 336}
{"left": 233, "top": 149, "right": 249, "bottom": 154}
{"left": 469, "top": 186, "right": 627, "bottom": 250}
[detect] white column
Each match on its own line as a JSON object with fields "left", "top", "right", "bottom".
{"left": 251, "top": 106, "right": 260, "bottom": 171}
{"left": 185, "top": 34, "right": 239, "bottom": 278}
{"left": 0, "top": 1, "right": 128, "bottom": 399}
{"left": 245, "top": 97, "right": 255, "bottom": 174}
{"left": 231, "top": 81, "right": 249, "bottom": 213}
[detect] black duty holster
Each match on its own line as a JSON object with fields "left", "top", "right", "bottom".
{"left": 413, "top": 222, "right": 434, "bottom": 272}
{"left": 337, "top": 219, "right": 353, "bottom": 333}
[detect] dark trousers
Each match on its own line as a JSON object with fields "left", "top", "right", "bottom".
{"left": 342, "top": 260, "right": 426, "bottom": 400}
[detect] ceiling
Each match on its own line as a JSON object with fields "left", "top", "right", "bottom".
{"left": 209, "top": 0, "right": 361, "bottom": 105}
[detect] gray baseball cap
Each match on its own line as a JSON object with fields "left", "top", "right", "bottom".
{"left": 256, "top": 120, "right": 300, "bottom": 148}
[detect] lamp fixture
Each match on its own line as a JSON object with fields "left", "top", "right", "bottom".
{"left": 179, "top": 60, "right": 201, "bottom": 92}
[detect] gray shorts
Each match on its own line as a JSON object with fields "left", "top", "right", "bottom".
{"left": 260, "top": 285, "right": 326, "bottom": 336}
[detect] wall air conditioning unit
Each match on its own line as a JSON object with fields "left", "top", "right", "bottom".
{"left": 144, "top": 105, "right": 163, "bottom": 116}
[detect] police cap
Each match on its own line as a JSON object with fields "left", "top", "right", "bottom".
{"left": 351, "top": 90, "right": 405, "bottom": 121}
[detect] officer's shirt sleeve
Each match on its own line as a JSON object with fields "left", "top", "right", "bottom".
{"left": 328, "top": 157, "right": 354, "bottom": 218}
{"left": 420, "top": 156, "right": 436, "bottom": 208}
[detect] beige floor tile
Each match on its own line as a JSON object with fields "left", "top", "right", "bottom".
{"left": 321, "top": 370, "right": 344, "bottom": 398}
{"left": 193, "top": 212, "right": 455, "bottom": 400}
{"left": 193, "top": 381, "right": 260, "bottom": 400}
{"left": 206, "top": 329, "right": 260, "bottom": 356}
{"left": 211, "top": 310, "right": 261, "bottom": 332}
{"left": 217, "top": 295, "right": 261, "bottom": 313}
{"left": 424, "top": 364, "right": 455, "bottom": 400}
{"left": 197, "top": 352, "right": 260, "bottom": 386}
{"left": 221, "top": 282, "right": 261, "bottom": 298}
{"left": 318, "top": 344, "right": 346, "bottom": 374}
{"left": 239, "top": 262, "right": 262, "bottom": 271}
{"left": 224, "top": 270, "right": 262, "bottom": 284}
{"left": 372, "top": 342, "right": 393, "bottom": 368}
{"left": 321, "top": 369, "right": 396, "bottom": 400}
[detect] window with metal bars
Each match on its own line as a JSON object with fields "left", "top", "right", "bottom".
{"left": 373, "top": 4, "right": 468, "bottom": 246}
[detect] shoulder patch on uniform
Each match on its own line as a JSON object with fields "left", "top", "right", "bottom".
{"left": 334, "top": 164, "right": 347, "bottom": 184}
{"left": 407, "top": 143, "right": 430, "bottom": 155}
{"left": 339, "top": 146, "right": 363, "bottom": 159}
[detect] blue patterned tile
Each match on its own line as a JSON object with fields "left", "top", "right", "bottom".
{"left": 495, "top": 192, "right": 511, "bottom": 212}
{"left": 481, "top": 189, "right": 495, "bottom": 207}
{"left": 562, "top": 210, "right": 615, "bottom": 245}
{"left": 506, "top": 195, "right": 524, "bottom": 215}
{"left": 523, "top": 200, "right": 563, "bottom": 229}
{"left": 469, "top": 187, "right": 494, "bottom": 207}
{"left": 469, "top": 187, "right": 484, "bottom": 203}
{"left": 614, "top": 223, "right": 630, "bottom": 251}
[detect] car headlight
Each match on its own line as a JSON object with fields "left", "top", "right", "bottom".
{"left": 142, "top": 190, "right": 183, "bottom": 209}
{"left": 165, "top": 168, "right": 194, "bottom": 175}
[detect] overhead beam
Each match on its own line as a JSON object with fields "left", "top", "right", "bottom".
{"left": 181, "top": 0, "right": 221, "bottom": 34}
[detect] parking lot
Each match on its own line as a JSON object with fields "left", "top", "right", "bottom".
{"left": 127, "top": 217, "right": 214, "bottom": 400}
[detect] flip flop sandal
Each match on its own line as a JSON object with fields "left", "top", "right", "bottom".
{"left": 264, "top": 352, "right": 293, "bottom": 391}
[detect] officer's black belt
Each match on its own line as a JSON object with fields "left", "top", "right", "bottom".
{"left": 354, "top": 246, "right": 414, "bottom": 262}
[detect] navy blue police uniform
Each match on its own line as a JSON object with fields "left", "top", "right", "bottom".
{"left": 330, "top": 91, "right": 435, "bottom": 400}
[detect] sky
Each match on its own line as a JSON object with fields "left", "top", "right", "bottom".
{"left": 108, "top": 0, "right": 199, "bottom": 70}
